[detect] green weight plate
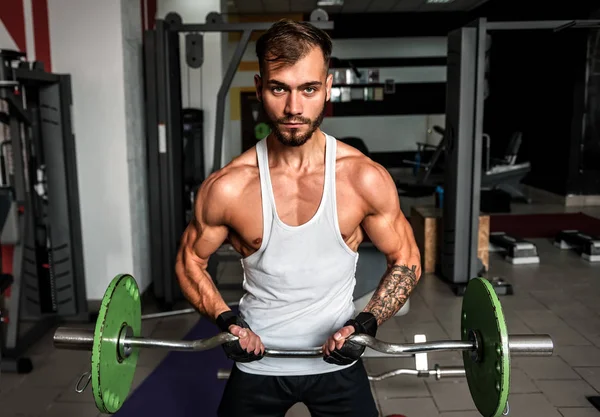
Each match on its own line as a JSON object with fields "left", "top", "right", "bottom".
{"left": 461, "top": 278, "right": 510, "bottom": 417}
{"left": 92, "top": 274, "right": 141, "bottom": 414}
{"left": 254, "top": 122, "right": 271, "bottom": 139}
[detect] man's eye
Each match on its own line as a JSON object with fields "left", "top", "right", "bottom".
{"left": 272, "top": 87, "right": 284, "bottom": 93}
{"left": 305, "top": 87, "right": 315, "bottom": 94}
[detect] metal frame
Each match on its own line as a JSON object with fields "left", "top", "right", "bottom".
{"left": 144, "top": 12, "right": 333, "bottom": 306}
{"left": 486, "top": 20, "right": 600, "bottom": 31}
{"left": 442, "top": 18, "right": 600, "bottom": 295}
{"left": 16, "top": 68, "right": 88, "bottom": 321}
{"left": 440, "top": 18, "right": 487, "bottom": 294}
{"left": 0, "top": 52, "right": 88, "bottom": 373}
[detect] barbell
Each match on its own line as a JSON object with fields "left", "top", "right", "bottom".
{"left": 52, "top": 274, "right": 554, "bottom": 417}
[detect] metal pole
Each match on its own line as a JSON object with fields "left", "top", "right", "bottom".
{"left": 468, "top": 17, "right": 487, "bottom": 279}
{"left": 141, "top": 308, "right": 196, "bottom": 320}
{"left": 53, "top": 328, "right": 555, "bottom": 357}
{"left": 212, "top": 29, "right": 253, "bottom": 173}
{"left": 486, "top": 20, "right": 600, "bottom": 31}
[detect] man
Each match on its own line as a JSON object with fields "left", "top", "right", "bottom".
{"left": 175, "top": 19, "right": 421, "bottom": 417}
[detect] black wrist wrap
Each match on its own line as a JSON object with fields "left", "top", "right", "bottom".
{"left": 345, "top": 312, "right": 378, "bottom": 337}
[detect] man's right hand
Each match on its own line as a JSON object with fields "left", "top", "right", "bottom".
{"left": 216, "top": 311, "right": 265, "bottom": 362}
{"left": 226, "top": 324, "right": 265, "bottom": 360}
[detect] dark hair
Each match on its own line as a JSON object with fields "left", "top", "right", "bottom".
{"left": 255, "top": 19, "right": 332, "bottom": 75}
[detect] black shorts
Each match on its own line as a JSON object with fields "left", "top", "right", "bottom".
{"left": 217, "top": 360, "right": 378, "bottom": 417}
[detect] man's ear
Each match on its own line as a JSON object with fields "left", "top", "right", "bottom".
{"left": 254, "top": 74, "right": 263, "bottom": 102}
{"left": 326, "top": 72, "right": 333, "bottom": 102}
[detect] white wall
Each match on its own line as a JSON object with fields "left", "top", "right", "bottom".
{"left": 157, "top": 0, "right": 224, "bottom": 176}
{"left": 122, "top": 0, "right": 151, "bottom": 301}
{"left": 42, "top": 0, "right": 222, "bottom": 300}
{"left": 0, "top": 21, "right": 18, "bottom": 50}
{"left": 48, "top": 0, "right": 136, "bottom": 300}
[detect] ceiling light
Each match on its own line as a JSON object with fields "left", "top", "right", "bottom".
{"left": 317, "top": 0, "right": 343, "bottom": 6}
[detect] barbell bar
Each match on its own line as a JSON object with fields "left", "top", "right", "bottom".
{"left": 215, "top": 364, "right": 470, "bottom": 381}
{"left": 52, "top": 274, "right": 555, "bottom": 417}
{"left": 54, "top": 327, "right": 552, "bottom": 358}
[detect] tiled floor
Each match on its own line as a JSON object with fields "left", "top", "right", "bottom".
{"left": 1, "top": 203, "right": 600, "bottom": 417}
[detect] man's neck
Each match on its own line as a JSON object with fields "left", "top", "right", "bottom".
{"left": 267, "top": 130, "right": 326, "bottom": 171}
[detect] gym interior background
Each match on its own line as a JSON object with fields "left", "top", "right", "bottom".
{"left": 0, "top": 0, "right": 600, "bottom": 416}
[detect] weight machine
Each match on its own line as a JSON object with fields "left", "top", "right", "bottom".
{"left": 142, "top": 10, "right": 333, "bottom": 308}
{"left": 0, "top": 50, "right": 88, "bottom": 373}
{"left": 441, "top": 18, "right": 600, "bottom": 295}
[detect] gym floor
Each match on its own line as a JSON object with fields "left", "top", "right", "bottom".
{"left": 1, "top": 202, "right": 600, "bottom": 417}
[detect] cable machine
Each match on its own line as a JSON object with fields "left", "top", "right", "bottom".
{"left": 0, "top": 50, "right": 88, "bottom": 373}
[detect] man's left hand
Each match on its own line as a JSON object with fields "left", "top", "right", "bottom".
{"left": 322, "top": 325, "right": 357, "bottom": 355}
{"left": 322, "top": 312, "right": 378, "bottom": 366}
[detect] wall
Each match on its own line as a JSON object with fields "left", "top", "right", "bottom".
{"left": 0, "top": 1, "right": 147, "bottom": 301}
{"left": 47, "top": 0, "right": 135, "bottom": 300}
{"left": 122, "top": 0, "right": 150, "bottom": 304}
{"left": 226, "top": 34, "right": 448, "bottom": 162}
{"left": 156, "top": 0, "right": 224, "bottom": 177}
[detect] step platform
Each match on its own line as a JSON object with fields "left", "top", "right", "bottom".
{"left": 554, "top": 230, "right": 600, "bottom": 262}
{"left": 489, "top": 232, "right": 540, "bottom": 264}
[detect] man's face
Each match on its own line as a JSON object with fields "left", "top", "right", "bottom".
{"left": 255, "top": 47, "right": 333, "bottom": 147}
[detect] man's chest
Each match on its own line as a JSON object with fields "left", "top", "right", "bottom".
{"left": 226, "top": 172, "right": 366, "bottom": 256}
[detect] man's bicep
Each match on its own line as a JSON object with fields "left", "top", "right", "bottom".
{"left": 359, "top": 165, "right": 418, "bottom": 263}
{"left": 362, "top": 207, "right": 411, "bottom": 261}
{"left": 179, "top": 178, "right": 230, "bottom": 268}
{"left": 181, "top": 219, "right": 229, "bottom": 267}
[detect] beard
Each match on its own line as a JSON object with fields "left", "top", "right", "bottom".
{"left": 264, "top": 99, "right": 327, "bottom": 147}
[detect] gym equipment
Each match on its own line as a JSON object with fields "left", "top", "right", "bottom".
{"left": 481, "top": 132, "right": 531, "bottom": 204}
{"left": 401, "top": 125, "right": 447, "bottom": 186}
{"left": 53, "top": 275, "right": 553, "bottom": 417}
{"left": 554, "top": 230, "right": 600, "bottom": 262}
{"left": 489, "top": 232, "right": 540, "bottom": 265}
{"left": 91, "top": 275, "right": 141, "bottom": 413}
{"left": 0, "top": 50, "right": 88, "bottom": 374}
{"left": 216, "top": 333, "right": 468, "bottom": 382}
{"left": 461, "top": 276, "right": 509, "bottom": 417}
{"left": 143, "top": 11, "right": 333, "bottom": 308}
{"left": 181, "top": 108, "right": 205, "bottom": 221}
{"left": 440, "top": 17, "right": 600, "bottom": 295}
{"left": 441, "top": 19, "right": 493, "bottom": 296}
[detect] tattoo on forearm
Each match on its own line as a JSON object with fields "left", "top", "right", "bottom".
{"left": 364, "top": 264, "right": 418, "bottom": 325}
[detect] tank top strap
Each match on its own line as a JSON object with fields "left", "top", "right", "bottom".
{"left": 255, "top": 138, "right": 274, "bottom": 231}
{"left": 324, "top": 133, "right": 337, "bottom": 214}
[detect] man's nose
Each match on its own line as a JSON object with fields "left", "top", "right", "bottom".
{"left": 285, "top": 91, "right": 303, "bottom": 115}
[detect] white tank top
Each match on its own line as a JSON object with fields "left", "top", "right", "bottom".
{"left": 236, "top": 133, "right": 359, "bottom": 376}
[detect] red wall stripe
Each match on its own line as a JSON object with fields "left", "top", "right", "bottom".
{"left": 147, "top": 0, "right": 156, "bottom": 30}
{"left": 0, "top": 0, "right": 26, "bottom": 51}
{"left": 141, "top": 0, "right": 156, "bottom": 32}
{"left": 32, "top": 0, "right": 51, "bottom": 71}
{"left": 140, "top": 0, "right": 146, "bottom": 31}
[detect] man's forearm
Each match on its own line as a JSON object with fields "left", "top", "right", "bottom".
{"left": 363, "top": 262, "right": 420, "bottom": 326}
{"left": 175, "top": 260, "right": 230, "bottom": 321}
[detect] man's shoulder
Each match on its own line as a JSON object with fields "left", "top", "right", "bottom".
{"left": 201, "top": 147, "right": 259, "bottom": 202}
{"left": 333, "top": 139, "right": 396, "bottom": 203}
{"left": 334, "top": 138, "right": 385, "bottom": 179}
